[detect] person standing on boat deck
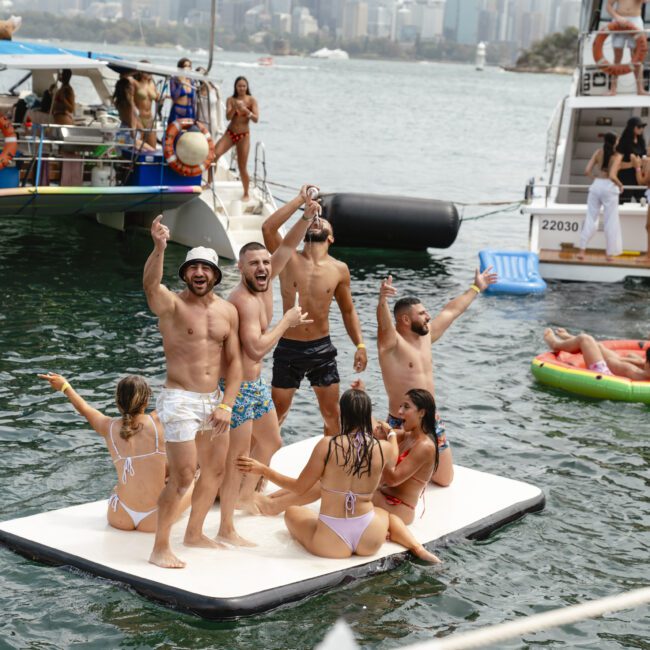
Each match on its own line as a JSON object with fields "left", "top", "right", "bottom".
{"left": 225, "top": 187, "right": 319, "bottom": 517}
{"left": 212, "top": 76, "right": 258, "bottom": 201}
{"left": 113, "top": 75, "right": 155, "bottom": 152}
{"left": 168, "top": 58, "right": 196, "bottom": 124}
{"left": 611, "top": 116, "right": 648, "bottom": 204}
{"left": 144, "top": 216, "right": 243, "bottom": 569}
{"left": 605, "top": 0, "right": 650, "bottom": 96}
{"left": 133, "top": 65, "right": 160, "bottom": 149}
{"left": 376, "top": 270, "right": 497, "bottom": 486}
{"left": 52, "top": 69, "right": 75, "bottom": 125}
{"left": 37, "top": 373, "right": 193, "bottom": 533}
{"left": 262, "top": 201, "right": 367, "bottom": 436}
{"left": 543, "top": 328, "right": 650, "bottom": 380}
{"left": 633, "top": 153, "right": 650, "bottom": 259}
{"left": 578, "top": 131, "right": 623, "bottom": 261}
{"left": 237, "top": 388, "right": 440, "bottom": 563}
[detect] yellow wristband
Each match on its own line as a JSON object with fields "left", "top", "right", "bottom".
{"left": 61, "top": 382, "right": 71, "bottom": 394}
{"left": 217, "top": 403, "right": 232, "bottom": 413}
{"left": 470, "top": 284, "right": 481, "bottom": 294}
{"left": 356, "top": 343, "right": 366, "bottom": 349}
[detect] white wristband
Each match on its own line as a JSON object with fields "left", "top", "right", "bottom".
{"left": 387, "top": 430, "right": 397, "bottom": 439}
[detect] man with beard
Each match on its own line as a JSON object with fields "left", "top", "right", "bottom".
{"left": 216, "top": 187, "right": 319, "bottom": 535}
{"left": 262, "top": 196, "right": 367, "bottom": 435}
{"left": 376, "top": 268, "right": 497, "bottom": 486}
{"left": 145, "top": 216, "right": 242, "bottom": 569}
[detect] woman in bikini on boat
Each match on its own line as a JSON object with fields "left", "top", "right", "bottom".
{"left": 237, "top": 388, "right": 439, "bottom": 562}
{"left": 113, "top": 75, "right": 155, "bottom": 152}
{"left": 133, "top": 65, "right": 160, "bottom": 149}
{"left": 38, "top": 372, "right": 193, "bottom": 532}
{"left": 213, "top": 76, "right": 258, "bottom": 201}
{"left": 52, "top": 69, "right": 75, "bottom": 125}
{"left": 169, "top": 58, "right": 196, "bottom": 124}
{"left": 372, "top": 389, "right": 439, "bottom": 525}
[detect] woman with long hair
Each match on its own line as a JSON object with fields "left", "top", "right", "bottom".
{"left": 52, "top": 69, "right": 75, "bottom": 125}
{"left": 113, "top": 75, "right": 154, "bottom": 151}
{"left": 133, "top": 64, "right": 160, "bottom": 149}
{"left": 237, "top": 388, "right": 439, "bottom": 561}
{"left": 38, "top": 372, "right": 192, "bottom": 532}
{"left": 168, "top": 57, "right": 196, "bottom": 123}
{"left": 610, "top": 116, "right": 647, "bottom": 205}
{"left": 373, "top": 388, "right": 440, "bottom": 525}
{"left": 212, "top": 76, "right": 258, "bottom": 201}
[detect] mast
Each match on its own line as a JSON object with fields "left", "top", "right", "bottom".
{"left": 207, "top": 0, "right": 217, "bottom": 73}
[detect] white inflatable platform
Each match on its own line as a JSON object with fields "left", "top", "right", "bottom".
{"left": 0, "top": 437, "right": 544, "bottom": 619}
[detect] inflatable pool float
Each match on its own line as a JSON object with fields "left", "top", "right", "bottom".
{"left": 479, "top": 250, "right": 547, "bottom": 295}
{"left": 531, "top": 339, "right": 650, "bottom": 403}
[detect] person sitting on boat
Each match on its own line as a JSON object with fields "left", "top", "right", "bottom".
{"left": 578, "top": 131, "right": 623, "bottom": 262}
{"left": 37, "top": 372, "right": 193, "bottom": 532}
{"left": 113, "top": 75, "right": 155, "bottom": 152}
{"left": 543, "top": 328, "right": 650, "bottom": 380}
{"left": 133, "top": 64, "right": 160, "bottom": 149}
{"left": 236, "top": 388, "right": 440, "bottom": 563}
{"left": 212, "top": 76, "right": 258, "bottom": 201}
{"left": 375, "top": 271, "right": 497, "bottom": 487}
{"left": 168, "top": 58, "right": 196, "bottom": 124}
{"left": 611, "top": 116, "right": 648, "bottom": 204}
{"left": 52, "top": 69, "right": 75, "bottom": 126}
{"left": 633, "top": 154, "right": 650, "bottom": 260}
{"left": 605, "top": 0, "right": 649, "bottom": 96}
{"left": 372, "top": 388, "right": 439, "bottom": 526}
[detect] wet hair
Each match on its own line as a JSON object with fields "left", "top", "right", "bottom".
{"left": 394, "top": 296, "right": 421, "bottom": 319}
{"left": 115, "top": 375, "right": 152, "bottom": 440}
{"left": 112, "top": 77, "right": 133, "bottom": 111}
{"left": 60, "top": 69, "right": 72, "bottom": 85}
{"left": 232, "top": 75, "right": 251, "bottom": 97}
{"left": 405, "top": 388, "right": 439, "bottom": 474}
{"left": 177, "top": 57, "right": 192, "bottom": 69}
{"left": 602, "top": 131, "right": 617, "bottom": 170}
{"left": 239, "top": 241, "right": 267, "bottom": 259}
{"left": 617, "top": 119, "right": 646, "bottom": 156}
{"left": 325, "top": 389, "right": 380, "bottom": 478}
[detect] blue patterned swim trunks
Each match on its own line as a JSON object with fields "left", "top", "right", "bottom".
{"left": 218, "top": 376, "right": 275, "bottom": 430}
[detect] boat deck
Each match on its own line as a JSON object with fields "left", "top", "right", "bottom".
{"left": 540, "top": 247, "right": 650, "bottom": 267}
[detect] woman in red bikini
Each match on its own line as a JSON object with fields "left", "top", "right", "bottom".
{"left": 373, "top": 388, "right": 439, "bottom": 525}
{"left": 213, "top": 76, "right": 258, "bottom": 201}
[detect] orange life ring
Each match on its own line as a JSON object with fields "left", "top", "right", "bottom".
{"left": 163, "top": 118, "right": 215, "bottom": 177}
{"left": 0, "top": 115, "right": 17, "bottom": 171}
{"left": 592, "top": 20, "right": 648, "bottom": 76}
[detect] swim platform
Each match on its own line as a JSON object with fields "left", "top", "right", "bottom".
{"left": 0, "top": 436, "right": 544, "bottom": 619}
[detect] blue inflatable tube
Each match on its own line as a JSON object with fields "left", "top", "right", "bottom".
{"left": 479, "top": 250, "right": 547, "bottom": 295}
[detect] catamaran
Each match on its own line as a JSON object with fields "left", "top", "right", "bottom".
{"left": 525, "top": 0, "right": 650, "bottom": 282}
{"left": 0, "top": 39, "right": 277, "bottom": 260}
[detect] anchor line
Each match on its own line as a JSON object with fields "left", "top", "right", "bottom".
{"left": 458, "top": 201, "right": 522, "bottom": 223}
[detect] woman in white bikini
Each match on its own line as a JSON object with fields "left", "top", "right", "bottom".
{"left": 38, "top": 372, "right": 193, "bottom": 532}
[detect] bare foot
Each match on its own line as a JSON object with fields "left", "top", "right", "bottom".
{"left": 236, "top": 498, "right": 261, "bottom": 515}
{"left": 555, "top": 327, "right": 571, "bottom": 340}
{"left": 184, "top": 533, "right": 228, "bottom": 550}
{"left": 216, "top": 530, "right": 257, "bottom": 547}
{"left": 412, "top": 544, "right": 441, "bottom": 564}
{"left": 149, "top": 549, "right": 186, "bottom": 569}
{"left": 543, "top": 327, "right": 560, "bottom": 352}
{"left": 605, "top": 89, "right": 617, "bottom": 96}
{"left": 637, "top": 89, "right": 650, "bottom": 96}
{"left": 255, "top": 493, "right": 283, "bottom": 516}
{"left": 576, "top": 250, "right": 586, "bottom": 260}
{"left": 241, "top": 194, "right": 250, "bottom": 202}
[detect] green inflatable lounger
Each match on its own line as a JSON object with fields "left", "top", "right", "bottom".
{"left": 0, "top": 436, "right": 545, "bottom": 620}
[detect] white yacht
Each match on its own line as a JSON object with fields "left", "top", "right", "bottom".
{"left": 524, "top": 0, "right": 650, "bottom": 282}
{"left": 0, "top": 40, "right": 277, "bottom": 260}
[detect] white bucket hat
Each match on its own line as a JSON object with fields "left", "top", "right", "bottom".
{"left": 178, "top": 246, "right": 222, "bottom": 285}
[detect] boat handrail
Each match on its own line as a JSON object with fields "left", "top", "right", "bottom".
{"left": 253, "top": 140, "right": 271, "bottom": 202}
{"left": 546, "top": 95, "right": 567, "bottom": 192}
{"left": 529, "top": 181, "right": 649, "bottom": 207}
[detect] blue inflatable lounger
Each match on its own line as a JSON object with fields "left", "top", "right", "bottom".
{"left": 479, "top": 250, "right": 547, "bottom": 295}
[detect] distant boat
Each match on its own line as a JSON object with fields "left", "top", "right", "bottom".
{"left": 192, "top": 48, "right": 208, "bottom": 56}
{"left": 257, "top": 56, "right": 273, "bottom": 67}
{"left": 475, "top": 41, "right": 486, "bottom": 71}
{"left": 310, "top": 47, "right": 349, "bottom": 60}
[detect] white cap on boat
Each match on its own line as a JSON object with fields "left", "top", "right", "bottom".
{"left": 178, "top": 246, "right": 222, "bottom": 285}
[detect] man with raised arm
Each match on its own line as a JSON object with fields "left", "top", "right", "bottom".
{"left": 217, "top": 187, "right": 318, "bottom": 530}
{"left": 376, "top": 268, "right": 497, "bottom": 486}
{"left": 144, "top": 216, "right": 242, "bottom": 569}
{"left": 606, "top": 0, "right": 650, "bottom": 96}
{"left": 262, "top": 194, "right": 367, "bottom": 435}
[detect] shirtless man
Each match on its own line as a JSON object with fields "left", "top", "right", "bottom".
{"left": 262, "top": 200, "right": 367, "bottom": 435}
{"left": 544, "top": 327, "right": 650, "bottom": 379}
{"left": 606, "top": 0, "right": 650, "bottom": 95}
{"left": 219, "top": 188, "right": 319, "bottom": 526}
{"left": 145, "top": 217, "right": 242, "bottom": 568}
{"left": 377, "top": 269, "right": 497, "bottom": 486}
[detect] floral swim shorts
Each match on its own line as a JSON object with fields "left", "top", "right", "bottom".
{"left": 218, "top": 376, "right": 275, "bottom": 429}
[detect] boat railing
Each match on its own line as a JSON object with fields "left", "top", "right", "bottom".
{"left": 577, "top": 26, "right": 650, "bottom": 96}
{"left": 528, "top": 181, "right": 648, "bottom": 207}
{"left": 253, "top": 140, "right": 272, "bottom": 203}
{"left": 545, "top": 96, "right": 568, "bottom": 190}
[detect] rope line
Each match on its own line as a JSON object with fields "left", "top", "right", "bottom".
{"left": 404, "top": 587, "right": 650, "bottom": 650}
{"left": 459, "top": 202, "right": 523, "bottom": 222}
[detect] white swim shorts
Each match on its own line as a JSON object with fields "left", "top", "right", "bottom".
{"left": 156, "top": 387, "right": 222, "bottom": 443}
{"left": 612, "top": 15, "right": 645, "bottom": 50}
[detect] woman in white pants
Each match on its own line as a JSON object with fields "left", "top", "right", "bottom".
{"left": 578, "top": 132, "right": 624, "bottom": 261}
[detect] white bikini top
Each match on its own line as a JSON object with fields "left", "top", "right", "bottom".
{"left": 109, "top": 415, "right": 166, "bottom": 484}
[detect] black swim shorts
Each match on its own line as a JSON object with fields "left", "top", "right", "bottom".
{"left": 272, "top": 336, "right": 340, "bottom": 389}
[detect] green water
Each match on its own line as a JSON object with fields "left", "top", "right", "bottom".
{"left": 1, "top": 50, "right": 649, "bottom": 649}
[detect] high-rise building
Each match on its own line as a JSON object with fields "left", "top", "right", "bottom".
{"left": 342, "top": 0, "right": 369, "bottom": 38}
